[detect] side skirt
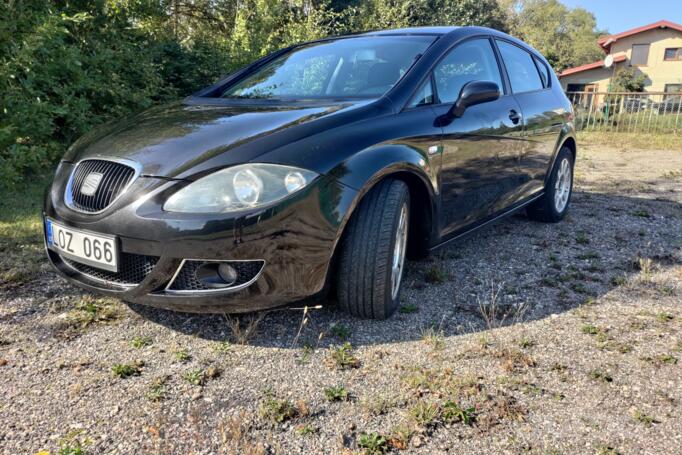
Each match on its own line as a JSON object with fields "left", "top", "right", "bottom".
{"left": 428, "top": 192, "right": 545, "bottom": 253}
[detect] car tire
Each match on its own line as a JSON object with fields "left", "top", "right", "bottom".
{"left": 337, "top": 179, "right": 410, "bottom": 319}
{"left": 526, "top": 146, "right": 574, "bottom": 223}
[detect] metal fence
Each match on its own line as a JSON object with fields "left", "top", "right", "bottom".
{"left": 566, "top": 91, "right": 682, "bottom": 134}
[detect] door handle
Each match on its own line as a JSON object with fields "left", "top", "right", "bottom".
{"left": 509, "top": 110, "right": 521, "bottom": 124}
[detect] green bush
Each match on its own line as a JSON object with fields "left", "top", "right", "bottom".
{"left": 2, "top": 0, "right": 595, "bottom": 188}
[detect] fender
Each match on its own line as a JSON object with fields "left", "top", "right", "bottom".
{"left": 330, "top": 143, "right": 440, "bottom": 246}
{"left": 546, "top": 123, "right": 577, "bottom": 185}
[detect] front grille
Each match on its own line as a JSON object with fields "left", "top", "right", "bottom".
{"left": 68, "top": 159, "right": 137, "bottom": 213}
{"left": 63, "top": 253, "right": 159, "bottom": 286}
{"left": 167, "top": 260, "right": 265, "bottom": 291}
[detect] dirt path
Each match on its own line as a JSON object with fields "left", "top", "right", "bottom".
{"left": 1, "top": 144, "right": 681, "bottom": 454}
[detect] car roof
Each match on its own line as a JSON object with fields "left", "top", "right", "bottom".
{"left": 360, "top": 26, "right": 460, "bottom": 36}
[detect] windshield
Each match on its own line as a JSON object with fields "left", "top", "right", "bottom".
{"left": 221, "top": 36, "right": 435, "bottom": 100}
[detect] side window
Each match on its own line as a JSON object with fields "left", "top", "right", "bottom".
{"left": 409, "top": 78, "right": 434, "bottom": 107}
{"left": 496, "top": 41, "right": 543, "bottom": 93}
{"left": 434, "top": 38, "right": 503, "bottom": 104}
{"left": 533, "top": 55, "right": 551, "bottom": 88}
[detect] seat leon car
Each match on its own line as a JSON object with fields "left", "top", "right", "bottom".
{"left": 44, "top": 26, "right": 576, "bottom": 319}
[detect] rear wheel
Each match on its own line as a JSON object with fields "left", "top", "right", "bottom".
{"left": 527, "top": 146, "right": 574, "bottom": 223}
{"left": 337, "top": 179, "right": 409, "bottom": 319}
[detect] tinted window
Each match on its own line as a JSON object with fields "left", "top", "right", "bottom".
{"left": 497, "top": 41, "right": 543, "bottom": 93}
{"left": 434, "top": 38, "right": 503, "bottom": 103}
{"left": 533, "top": 55, "right": 550, "bottom": 88}
{"left": 221, "top": 36, "right": 434, "bottom": 99}
{"left": 409, "top": 78, "right": 434, "bottom": 107}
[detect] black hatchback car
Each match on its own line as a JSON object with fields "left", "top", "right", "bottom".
{"left": 44, "top": 26, "right": 576, "bottom": 319}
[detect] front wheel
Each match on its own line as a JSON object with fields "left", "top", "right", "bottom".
{"left": 336, "top": 179, "right": 409, "bottom": 319}
{"left": 527, "top": 147, "right": 574, "bottom": 223}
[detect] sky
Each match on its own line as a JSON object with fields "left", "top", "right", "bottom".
{"left": 560, "top": 0, "right": 682, "bottom": 34}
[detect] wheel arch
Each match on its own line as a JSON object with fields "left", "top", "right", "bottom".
{"left": 545, "top": 131, "right": 577, "bottom": 185}
{"left": 322, "top": 152, "right": 439, "bottom": 295}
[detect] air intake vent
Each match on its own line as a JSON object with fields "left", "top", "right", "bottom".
{"left": 67, "top": 159, "right": 137, "bottom": 213}
{"left": 63, "top": 253, "right": 159, "bottom": 286}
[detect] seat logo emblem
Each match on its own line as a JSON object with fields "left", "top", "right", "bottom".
{"left": 81, "top": 172, "right": 104, "bottom": 196}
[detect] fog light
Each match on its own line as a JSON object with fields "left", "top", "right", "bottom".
{"left": 195, "top": 262, "right": 238, "bottom": 289}
{"left": 217, "top": 263, "right": 238, "bottom": 286}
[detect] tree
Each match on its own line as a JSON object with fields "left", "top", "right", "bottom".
{"left": 354, "top": 0, "right": 508, "bottom": 32}
{"left": 612, "top": 68, "right": 647, "bottom": 92}
{"left": 510, "top": 0, "right": 604, "bottom": 72}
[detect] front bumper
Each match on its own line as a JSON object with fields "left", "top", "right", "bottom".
{"left": 44, "top": 164, "right": 358, "bottom": 313}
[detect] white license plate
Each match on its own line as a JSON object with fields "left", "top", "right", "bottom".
{"left": 46, "top": 218, "right": 118, "bottom": 272}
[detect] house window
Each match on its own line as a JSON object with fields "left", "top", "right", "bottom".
{"left": 630, "top": 44, "right": 650, "bottom": 66}
{"left": 664, "top": 48, "right": 682, "bottom": 61}
{"left": 664, "top": 84, "right": 682, "bottom": 99}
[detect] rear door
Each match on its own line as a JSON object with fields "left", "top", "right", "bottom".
{"left": 495, "top": 40, "right": 564, "bottom": 198}
{"left": 431, "top": 37, "right": 526, "bottom": 236}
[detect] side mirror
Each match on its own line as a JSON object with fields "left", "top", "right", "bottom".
{"left": 448, "top": 81, "right": 501, "bottom": 119}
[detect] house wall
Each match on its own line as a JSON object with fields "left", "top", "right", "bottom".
{"left": 560, "top": 27, "right": 682, "bottom": 93}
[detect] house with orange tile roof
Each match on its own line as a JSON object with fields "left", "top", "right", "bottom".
{"left": 558, "top": 20, "right": 682, "bottom": 96}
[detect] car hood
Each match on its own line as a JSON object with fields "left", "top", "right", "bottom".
{"left": 63, "top": 99, "right": 381, "bottom": 179}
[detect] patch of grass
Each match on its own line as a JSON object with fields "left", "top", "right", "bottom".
{"left": 224, "top": 313, "right": 265, "bottom": 345}
{"left": 399, "top": 303, "right": 418, "bottom": 314}
{"left": 184, "top": 369, "right": 205, "bottom": 386}
{"left": 326, "top": 342, "right": 360, "bottom": 370}
{"left": 578, "top": 131, "right": 681, "bottom": 151}
{"left": 571, "top": 282, "right": 590, "bottom": 294}
{"left": 58, "top": 443, "right": 85, "bottom": 455}
{"left": 361, "top": 395, "right": 398, "bottom": 416}
{"left": 409, "top": 400, "right": 440, "bottom": 427}
{"left": 589, "top": 370, "right": 613, "bottom": 383}
{"left": 111, "top": 363, "right": 141, "bottom": 379}
{"left": 297, "top": 344, "right": 313, "bottom": 365}
{"left": 518, "top": 338, "right": 535, "bottom": 349}
{"left": 442, "top": 401, "right": 475, "bottom": 425}
{"left": 421, "top": 325, "right": 445, "bottom": 351}
{"left": 541, "top": 276, "right": 559, "bottom": 287}
{"left": 388, "top": 424, "right": 412, "bottom": 450}
{"left": 146, "top": 377, "right": 167, "bottom": 402}
{"left": 630, "top": 210, "right": 650, "bottom": 218}
{"left": 631, "top": 409, "right": 658, "bottom": 426}
{"left": 655, "top": 312, "right": 673, "bottom": 323}
{"left": 294, "top": 424, "right": 317, "bottom": 436}
{"left": 657, "top": 354, "right": 677, "bottom": 365}
{"left": 575, "top": 232, "right": 590, "bottom": 245}
{"left": 596, "top": 445, "right": 621, "bottom": 455}
{"left": 496, "top": 347, "right": 536, "bottom": 373}
{"left": 324, "top": 385, "right": 349, "bottom": 402}
{"left": 330, "top": 324, "right": 350, "bottom": 340}
{"left": 424, "top": 264, "right": 447, "bottom": 283}
{"left": 213, "top": 340, "right": 232, "bottom": 354}
{"left": 357, "top": 432, "right": 388, "bottom": 454}
{"left": 131, "top": 336, "right": 152, "bottom": 349}
{"left": 174, "top": 349, "right": 190, "bottom": 362}
{"left": 258, "top": 393, "right": 297, "bottom": 424}
{"left": 576, "top": 251, "right": 600, "bottom": 260}
{"left": 0, "top": 175, "right": 48, "bottom": 288}
{"left": 67, "top": 296, "right": 122, "bottom": 328}
{"left": 581, "top": 324, "right": 601, "bottom": 335}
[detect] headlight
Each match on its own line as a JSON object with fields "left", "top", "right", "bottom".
{"left": 163, "top": 164, "right": 318, "bottom": 213}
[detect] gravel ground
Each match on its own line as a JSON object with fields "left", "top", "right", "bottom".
{"left": 1, "top": 144, "right": 681, "bottom": 455}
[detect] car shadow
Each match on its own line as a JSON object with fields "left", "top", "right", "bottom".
{"left": 128, "top": 190, "right": 681, "bottom": 349}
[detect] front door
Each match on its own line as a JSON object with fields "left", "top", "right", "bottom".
{"left": 430, "top": 37, "right": 526, "bottom": 237}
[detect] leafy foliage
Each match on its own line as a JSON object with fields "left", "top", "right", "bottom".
{"left": 508, "top": 0, "right": 604, "bottom": 72}
{"left": 1, "top": 0, "right": 605, "bottom": 187}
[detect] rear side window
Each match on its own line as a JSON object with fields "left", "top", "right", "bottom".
{"left": 434, "top": 38, "right": 503, "bottom": 104}
{"left": 533, "top": 56, "right": 551, "bottom": 88}
{"left": 496, "top": 41, "right": 543, "bottom": 93}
